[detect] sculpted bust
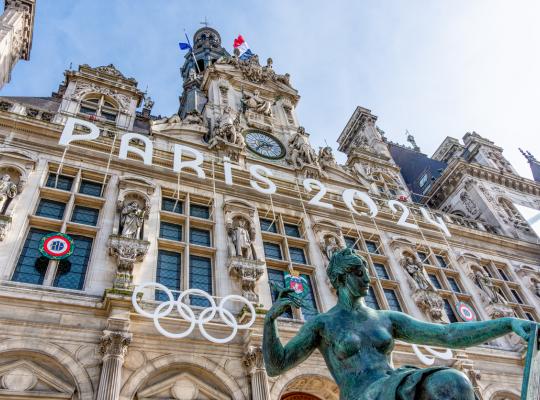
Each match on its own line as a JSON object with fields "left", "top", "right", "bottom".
{"left": 263, "top": 248, "right": 538, "bottom": 400}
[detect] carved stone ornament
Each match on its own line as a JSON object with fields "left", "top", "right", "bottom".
{"left": 287, "top": 127, "right": 320, "bottom": 172}
{"left": 241, "top": 89, "right": 272, "bottom": 116}
{"left": 460, "top": 191, "right": 480, "bottom": 217}
{"left": 99, "top": 330, "right": 132, "bottom": 358}
{"left": 0, "top": 216, "right": 10, "bottom": 241}
{"left": 0, "top": 173, "right": 17, "bottom": 215}
{"left": 470, "top": 265, "right": 513, "bottom": 319}
{"left": 209, "top": 106, "right": 245, "bottom": 148}
{"left": 108, "top": 235, "right": 150, "bottom": 289}
{"left": 243, "top": 345, "right": 265, "bottom": 375}
{"left": 318, "top": 146, "right": 339, "bottom": 171}
{"left": 228, "top": 257, "right": 265, "bottom": 302}
{"left": 71, "top": 82, "right": 131, "bottom": 113}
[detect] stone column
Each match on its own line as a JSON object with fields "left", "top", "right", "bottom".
{"left": 244, "top": 346, "right": 271, "bottom": 400}
{"left": 96, "top": 330, "right": 132, "bottom": 400}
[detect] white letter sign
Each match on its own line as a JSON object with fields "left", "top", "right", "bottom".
{"left": 119, "top": 132, "right": 153, "bottom": 165}
{"left": 59, "top": 117, "right": 100, "bottom": 146}
{"left": 388, "top": 200, "right": 418, "bottom": 230}
{"left": 303, "top": 178, "right": 333, "bottom": 209}
{"left": 342, "top": 189, "right": 378, "bottom": 218}
{"left": 249, "top": 165, "right": 276, "bottom": 194}
{"left": 173, "top": 144, "right": 206, "bottom": 179}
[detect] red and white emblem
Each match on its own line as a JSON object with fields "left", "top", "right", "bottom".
{"left": 456, "top": 301, "right": 477, "bottom": 322}
{"left": 39, "top": 233, "right": 74, "bottom": 260}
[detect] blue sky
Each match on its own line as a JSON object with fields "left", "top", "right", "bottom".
{"left": 2, "top": 1, "right": 539, "bottom": 178}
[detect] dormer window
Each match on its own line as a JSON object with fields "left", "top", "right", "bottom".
{"left": 79, "top": 95, "right": 118, "bottom": 122}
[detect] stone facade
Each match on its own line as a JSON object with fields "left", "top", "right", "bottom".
{"left": 0, "top": 26, "right": 537, "bottom": 400}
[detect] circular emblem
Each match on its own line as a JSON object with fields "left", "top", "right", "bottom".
{"left": 456, "top": 301, "right": 477, "bottom": 322}
{"left": 39, "top": 233, "right": 74, "bottom": 260}
{"left": 245, "top": 131, "right": 285, "bottom": 159}
{"left": 285, "top": 273, "right": 307, "bottom": 297}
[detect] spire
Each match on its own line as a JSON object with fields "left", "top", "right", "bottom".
{"left": 406, "top": 130, "right": 421, "bottom": 152}
{"left": 520, "top": 148, "right": 538, "bottom": 163}
{"left": 520, "top": 148, "right": 540, "bottom": 183}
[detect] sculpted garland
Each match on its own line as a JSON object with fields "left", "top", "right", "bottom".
{"left": 60, "top": 117, "right": 451, "bottom": 235}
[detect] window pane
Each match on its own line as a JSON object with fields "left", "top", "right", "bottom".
{"left": 284, "top": 223, "right": 301, "bottom": 238}
{"left": 428, "top": 274, "right": 442, "bottom": 289}
{"left": 189, "top": 255, "right": 212, "bottom": 307}
{"left": 526, "top": 312, "right": 536, "bottom": 322}
{"left": 190, "top": 228, "right": 210, "bottom": 247}
{"left": 71, "top": 205, "right": 99, "bottom": 226}
{"left": 267, "top": 268, "right": 292, "bottom": 318}
{"left": 444, "top": 299, "right": 458, "bottom": 323}
{"left": 344, "top": 236, "right": 359, "bottom": 250}
{"left": 36, "top": 199, "right": 65, "bottom": 220}
{"left": 12, "top": 228, "right": 50, "bottom": 285}
{"left": 435, "top": 255, "right": 448, "bottom": 268}
{"left": 79, "top": 180, "right": 103, "bottom": 197}
{"left": 162, "top": 197, "right": 183, "bottom": 214}
{"left": 365, "top": 287, "right": 380, "bottom": 309}
{"left": 156, "top": 250, "right": 181, "bottom": 301}
{"left": 511, "top": 289, "right": 524, "bottom": 304}
{"left": 365, "top": 241, "right": 379, "bottom": 254}
{"left": 160, "top": 222, "right": 182, "bottom": 241}
{"left": 264, "top": 242, "right": 282, "bottom": 260}
{"left": 101, "top": 111, "right": 117, "bottom": 121}
{"left": 300, "top": 274, "right": 318, "bottom": 320}
{"left": 260, "top": 218, "right": 277, "bottom": 233}
{"left": 289, "top": 247, "right": 307, "bottom": 264}
{"left": 79, "top": 106, "right": 97, "bottom": 115}
{"left": 498, "top": 268, "right": 510, "bottom": 281}
{"left": 190, "top": 204, "right": 210, "bottom": 219}
{"left": 53, "top": 235, "right": 92, "bottom": 290}
{"left": 46, "top": 174, "right": 73, "bottom": 191}
{"left": 417, "top": 251, "right": 429, "bottom": 264}
{"left": 447, "top": 277, "right": 462, "bottom": 293}
{"left": 383, "top": 289, "right": 402, "bottom": 311}
{"left": 373, "top": 263, "right": 389, "bottom": 280}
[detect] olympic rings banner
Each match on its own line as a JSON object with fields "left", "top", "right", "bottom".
{"left": 132, "top": 282, "right": 256, "bottom": 344}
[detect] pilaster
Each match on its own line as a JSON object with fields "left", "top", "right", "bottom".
{"left": 244, "top": 345, "right": 271, "bottom": 400}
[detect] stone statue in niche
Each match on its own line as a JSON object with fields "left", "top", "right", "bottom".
{"left": 321, "top": 235, "right": 342, "bottom": 262}
{"left": 119, "top": 201, "right": 147, "bottom": 240}
{"left": 227, "top": 217, "right": 257, "bottom": 260}
{"left": 209, "top": 106, "right": 244, "bottom": 149}
{"left": 241, "top": 89, "right": 272, "bottom": 116}
{"left": 287, "top": 126, "right": 318, "bottom": 169}
{"left": 400, "top": 253, "right": 435, "bottom": 291}
{"left": 473, "top": 268, "right": 508, "bottom": 305}
{"left": 0, "top": 174, "right": 17, "bottom": 214}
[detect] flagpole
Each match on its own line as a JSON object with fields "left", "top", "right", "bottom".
{"left": 185, "top": 30, "right": 202, "bottom": 74}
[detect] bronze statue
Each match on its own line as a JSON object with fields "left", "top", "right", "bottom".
{"left": 263, "top": 248, "right": 538, "bottom": 400}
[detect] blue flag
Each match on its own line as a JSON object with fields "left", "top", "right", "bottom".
{"left": 179, "top": 42, "right": 191, "bottom": 51}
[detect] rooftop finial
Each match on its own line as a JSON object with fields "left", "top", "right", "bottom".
{"left": 519, "top": 148, "right": 538, "bottom": 163}
{"left": 200, "top": 16, "right": 210, "bottom": 28}
{"left": 406, "top": 129, "right": 420, "bottom": 152}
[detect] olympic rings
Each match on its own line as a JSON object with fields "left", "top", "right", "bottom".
{"left": 132, "top": 282, "right": 256, "bottom": 344}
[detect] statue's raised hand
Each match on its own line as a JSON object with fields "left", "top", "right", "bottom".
{"left": 511, "top": 318, "right": 539, "bottom": 342}
{"left": 266, "top": 285, "right": 303, "bottom": 321}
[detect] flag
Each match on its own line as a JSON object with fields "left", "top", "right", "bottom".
{"left": 179, "top": 32, "right": 192, "bottom": 51}
{"left": 233, "top": 34, "right": 254, "bottom": 60}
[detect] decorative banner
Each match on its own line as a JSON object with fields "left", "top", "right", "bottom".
{"left": 39, "top": 232, "right": 74, "bottom": 260}
{"left": 284, "top": 273, "right": 307, "bottom": 297}
{"left": 455, "top": 301, "right": 477, "bottom": 322}
{"left": 132, "top": 283, "right": 256, "bottom": 344}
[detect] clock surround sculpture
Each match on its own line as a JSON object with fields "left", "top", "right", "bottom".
{"left": 263, "top": 248, "right": 539, "bottom": 400}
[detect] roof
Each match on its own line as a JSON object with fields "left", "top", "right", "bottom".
{"left": 388, "top": 143, "right": 447, "bottom": 202}
{"left": 0, "top": 96, "right": 61, "bottom": 112}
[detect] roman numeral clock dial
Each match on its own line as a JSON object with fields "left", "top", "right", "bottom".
{"left": 245, "top": 131, "right": 285, "bottom": 159}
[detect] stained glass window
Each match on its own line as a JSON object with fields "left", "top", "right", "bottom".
{"left": 260, "top": 218, "right": 278, "bottom": 233}
{"left": 365, "top": 287, "right": 380, "bottom": 309}
{"left": 190, "top": 228, "right": 210, "bottom": 247}
{"left": 264, "top": 242, "right": 282, "bottom": 260}
{"left": 36, "top": 199, "right": 65, "bottom": 220}
{"left": 12, "top": 228, "right": 50, "bottom": 285}
{"left": 190, "top": 204, "right": 210, "bottom": 219}
{"left": 300, "top": 274, "right": 318, "bottom": 320}
{"left": 384, "top": 289, "right": 402, "bottom": 311}
{"left": 160, "top": 222, "right": 183, "bottom": 242}
{"left": 189, "top": 255, "right": 212, "bottom": 307}
{"left": 284, "top": 223, "right": 301, "bottom": 238}
{"left": 71, "top": 205, "right": 99, "bottom": 226}
{"left": 156, "top": 250, "right": 181, "bottom": 301}
{"left": 444, "top": 299, "right": 458, "bottom": 323}
{"left": 46, "top": 174, "right": 73, "bottom": 191}
{"left": 447, "top": 277, "right": 462, "bottom": 293}
{"left": 365, "top": 241, "right": 380, "bottom": 254}
{"left": 267, "top": 268, "right": 293, "bottom": 318}
{"left": 162, "top": 197, "right": 183, "bottom": 214}
{"left": 373, "top": 263, "right": 389, "bottom": 280}
{"left": 289, "top": 247, "right": 307, "bottom": 264}
{"left": 428, "top": 274, "right": 442, "bottom": 289}
{"left": 79, "top": 180, "right": 103, "bottom": 197}
{"left": 53, "top": 235, "right": 92, "bottom": 290}
{"left": 435, "top": 255, "right": 448, "bottom": 268}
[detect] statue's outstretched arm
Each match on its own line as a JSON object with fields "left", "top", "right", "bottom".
{"left": 263, "top": 293, "right": 320, "bottom": 376}
{"left": 389, "top": 311, "right": 538, "bottom": 349}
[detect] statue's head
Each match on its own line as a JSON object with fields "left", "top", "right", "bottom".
{"left": 2, "top": 174, "right": 10, "bottom": 181}
{"left": 327, "top": 248, "right": 370, "bottom": 296}
{"left": 327, "top": 236, "right": 337, "bottom": 245}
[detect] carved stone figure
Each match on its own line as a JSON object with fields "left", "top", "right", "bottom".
{"left": 119, "top": 201, "right": 146, "bottom": 240}
{"left": 263, "top": 248, "right": 539, "bottom": 400}
{"left": 460, "top": 191, "right": 480, "bottom": 216}
{"left": 532, "top": 276, "right": 540, "bottom": 298}
{"left": 227, "top": 218, "right": 256, "bottom": 260}
{"left": 474, "top": 269, "right": 508, "bottom": 304}
{"left": 182, "top": 110, "right": 204, "bottom": 125}
{"left": 318, "top": 146, "right": 338, "bottom": 170}
{"left": 209, "top": 106, "right": 244, "bottom": 149}
{"left": 0, "top": 174, "right": 17, "bottom": 214}
{"left": 321, "top": 235, "right": 342, "bottom": 262}
{"left": 241, "top": 55, "right": 264, "bottom": 83}
{"left": 400, "top": 253, "right": 435, "bottom": 291}
{"left": 241, "top": 89, "right": 272, "bottom": 116}
{"left": 287, "top": 127, "right": 318, "bottom": 169}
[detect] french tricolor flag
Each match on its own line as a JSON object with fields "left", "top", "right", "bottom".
{"left": 233, "top": 35, "right": 254, "bottom": 60}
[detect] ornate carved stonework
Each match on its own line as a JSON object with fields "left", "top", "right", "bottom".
{"left": 99, "top": 330, "right": 132, "bottom": 358}
{"left": 209, "top": 106, "right": 245, "bottom": 158}
{"left": 241, "top": 89, "right": 272, "bottom": 116}
{"left": 108, "top": 235, "right": 150, "bottom": 289}
{"left": 243, "top": 345, "right": 265, "bottom": 375}
{"left": 287, "top": 127, "right": 319, "bottom": 170}
{"left": 228, "top": 257, "right": 265, "bottom": 302}
{"left": 460, "top": 191, "right": 480, "bottom": 217}
{"left": 0, "top": 215, "right": 11, "bottom": 241}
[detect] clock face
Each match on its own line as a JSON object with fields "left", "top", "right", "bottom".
{"left": 245, "top": 131, "right": 285, "bottom": 159}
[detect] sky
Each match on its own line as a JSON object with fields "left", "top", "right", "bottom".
{"left": 2, "top": 1, "right": 539, "bottom": 179}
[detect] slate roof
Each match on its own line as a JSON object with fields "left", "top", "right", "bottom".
{"left": 0, "top": 96, "right": 61, "bottom": 112}
{"left": 388, "top": 143, "right": 447, "bottom": 203}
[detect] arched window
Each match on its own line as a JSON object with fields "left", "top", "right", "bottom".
{"left": 79, "top": 94, "right": 118, "bottom": 122}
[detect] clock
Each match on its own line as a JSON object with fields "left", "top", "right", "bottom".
{"left": 244, "top": 131, "right": 285, "bottom": 159}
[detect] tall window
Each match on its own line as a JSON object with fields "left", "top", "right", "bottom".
{"left": 12, "top": 229, "right": 50, "bottom": 285}
{"left": 383, "top": 289, "right": 402, "bottom": 311}
{"left": 79, "top": 180, "right": 103, "bottom": 197}
{"left": 267, "top": 269, "right": 317, "bottom": 320}
{"left": 53, "top": 236, "right": 92, "bottom": 290}
{"left": 189, "top": 255, "right": 212, "bottom": 307}
{"left": 160, "top": 222, "right": 183, "bottom": 242}
{"left": 71, "top": 205, "right": 99, "bottom": 226}
{"left": 79, "top": 95, "right": 118, "bottom": 122}
{"left": 260, "top": 218, "right": 278, "bottom": 233}
{"left": 156, "top": 250, "right": 181, "bottom": 301}
{"left": 443, "top": 299, "right": 458, "bottom": 323}
{"left": 267, "top": 269, "right": 293, "bottom": 318}
{"left": 365, "top": 287, "right": 380, "bottom": 309}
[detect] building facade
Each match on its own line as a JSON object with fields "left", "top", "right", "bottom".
{"left": 0, "top": 26, "right": 538, "bottom": 400}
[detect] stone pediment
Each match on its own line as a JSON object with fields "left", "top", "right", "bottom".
{"left": 137, "top": 372, "right": 231, "bottom": 400}
{"left": 0, "top": 359, "right": 75, "bottom": 398}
